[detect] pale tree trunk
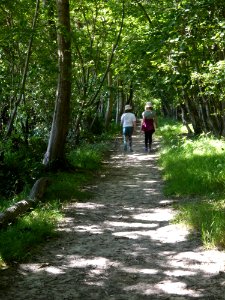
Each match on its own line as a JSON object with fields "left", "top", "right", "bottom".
{"left": 43, "top": 0, "right": 71, "bottom": 167}
{"left": 105, "top": 65, "right": 113, "bottom": 128}
{"left": 116, "top": 80, "right": 124, "bottom": 124}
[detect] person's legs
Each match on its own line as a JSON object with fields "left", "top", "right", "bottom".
{"left": 148, "top": 129, "right": 155, "bottom": 151}
{"left": 144, "top": 132, "right": 148, "bottom": 151}
{"left": 145, "top": 131, "right": 151, "bottom": 151}
{"left": 127, "top": 127, "right": 134, "bottom": 151}
{"left": 123, "top": 127, "right": 133, "bottom": 151}
{"left": 128, "top": 135, "right": 133, "bottom": 151}
{"left": 122, "top": 127, "right": 128, "bottom": 150}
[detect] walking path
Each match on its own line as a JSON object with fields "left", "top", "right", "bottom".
{"left": 1, "top": 132, "right": 225, "bottom": 299}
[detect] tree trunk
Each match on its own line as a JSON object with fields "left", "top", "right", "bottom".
{"left": 185, "top": 96, "right": 202, "bottom": 135}
{"left": 181, "top": 105, "right": 193, "bottom": 135}
{"left": 105, "top": 66, "right": 113, "bottom": 128}
{"left": 43, "top": 0, "right": 71, "bottom": 167}
{"left": 6, "top": 0, "right": 40, "bottom": 137}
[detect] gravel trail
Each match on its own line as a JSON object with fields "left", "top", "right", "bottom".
{"left": 1, "top": 132, "right": 225, "bottom": 299}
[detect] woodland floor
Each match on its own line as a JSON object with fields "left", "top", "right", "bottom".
{"left": 1, "top": 131, "right": 225, "bottom": 299}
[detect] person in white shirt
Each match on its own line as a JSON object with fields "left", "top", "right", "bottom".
{"left": 121, "top": 104, "right": 136, "bottom": 152}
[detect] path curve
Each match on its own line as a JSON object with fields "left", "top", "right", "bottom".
{"left": 1, "top": 132, "right": 225, "bottom": 299}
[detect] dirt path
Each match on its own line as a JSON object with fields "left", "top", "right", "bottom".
{"left": 1, "top": 132, "right": 225, "bottom": 300}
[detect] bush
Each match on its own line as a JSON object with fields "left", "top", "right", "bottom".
{"left": 0, "top": 136, "right": 46, "bottom": 198}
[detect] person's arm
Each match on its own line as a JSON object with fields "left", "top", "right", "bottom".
{"left": 133, "top": 120, "right": 136, "bottom": 131}
{"left": 141, "top": 112, "right": 146, "bottom": 131}
{"left": 140, "top": 118, "right": 144, "bottom": 132}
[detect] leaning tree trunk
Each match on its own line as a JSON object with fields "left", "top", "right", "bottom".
{"left": 43, "top": 0, "right": 71, "bottom": 167}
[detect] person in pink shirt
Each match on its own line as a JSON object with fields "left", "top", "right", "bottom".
{"left": 141, "top": 102, "right": 157, "bottom": 153}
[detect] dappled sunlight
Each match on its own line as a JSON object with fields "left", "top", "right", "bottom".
{"left": 171, "top": 250, "right": 225, "bottom": 274}
{"left": 124, "top": 281, "right": 202, "bottom": 297}
{"left": 74, "top": 202, "right": 105, "bottom": 209}
{"left": 15, "top": 195, "right": 225, "bottom": 299}
{"left": 19, "top": 263, "right": 65, "bottom": 275}
{"left": 121, "top": 266, "right": 158, "bottom": 275}
{"left": 44, "top": 266, "right": 65, "bottom": 275}
{"left": 57, "top": 217, "right": 76, "bottom": 232}
{"left": 112, "top": 230, "right": 154, "bottom": 240}
{"left": 132, "top": 208, "right": 174, "bottom": 222}
{"left": 142, "top": 179, "right": 159, "bottom": 184}
{"left": 74, "top": 225, "right": 104, "bottom": 234}
{"left": 104, "top": 221, "right": 157, "bottom": 229}
{"left": 111, "top": 224, "right": 189, "bottom": 243}
{"left": 49, "top": 190, "right": 225, "bottom": 299}
{"left": 4, "top": 136, "right": 225, "bottom": 300}
{"left": 67, "top": 256, "right": 120, "bottom": 269}
{"left": 154, "top": 280, "right": 201, "bottom": 297}
{"left": 122, "top": 184, "right": 139, "bottom": 188}
{"left": 164, "top": 269, "right": 196, "bottom": 276}
{"left": 154, "top": 224, "right": 190, "bottom": 243}
{"left": 111, "top": 151, "right": 159, "bottom": 162}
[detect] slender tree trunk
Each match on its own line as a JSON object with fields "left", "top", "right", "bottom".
{"left": 181, "top": 105, "right": 193, "bottom": 135}
{"left": 105, "top": 65, "right": 113, "bottom": 128}
{"left": 6, "top": 0, "right": 40, "bottom": 137}
{"left": 116, "top": 80, "right": 123, "bottom": 124}
{"left": 43, "top": 0, "right": 71, "bottom": 167}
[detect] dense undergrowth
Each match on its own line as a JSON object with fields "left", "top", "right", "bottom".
{"left": 0, "top": 129, "right": 115, "bottom": 268}
{"left": 158, "top": 118, "right": 225, "bottom": 249}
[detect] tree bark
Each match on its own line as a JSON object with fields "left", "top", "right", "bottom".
{"left": 43, "top": 0, "right": 71, "bottom": 167}
{"left": 105, "top": 64, "right": 113, "bottom": 128}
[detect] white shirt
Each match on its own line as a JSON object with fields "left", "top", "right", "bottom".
{"left": 121, "top": 112, "right": 136, "bottom": 127}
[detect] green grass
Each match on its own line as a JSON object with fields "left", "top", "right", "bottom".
{"left": 0, "top": 202, "right": 62, "bottom": 265}
{"left": 159, "top": 118, "right": 225, "bottom": 249}
{"left": 0, "top": 140, "right": 111, "bottom": 267}
{"left": 67, "top": 142, "right": 110, "bottom": 171}
{"left": 159, "top": 122, "right": 225, "bottom": 196}
{"left": 173, "top": 200, "right": 225, "bottom": 248}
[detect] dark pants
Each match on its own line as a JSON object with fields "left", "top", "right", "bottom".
{"left": 123, "top": 127, "right": 133, "bottom": 148}
{"left": 144, "top": 129, "right": 155, "bottom": 149}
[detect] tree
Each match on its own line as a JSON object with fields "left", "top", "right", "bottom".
{"left": 6, "top": 0, "right": 40, "bottom": 137}
{"left": 43, "top": 0, "right": 71, "bottom": 167}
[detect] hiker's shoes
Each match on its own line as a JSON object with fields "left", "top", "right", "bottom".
{"left": 144, "top": 147, "right": 152, "bottom": 153}
{"left": 124, "top": 144, "right": 133, "bottom": 152}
